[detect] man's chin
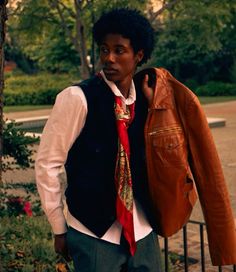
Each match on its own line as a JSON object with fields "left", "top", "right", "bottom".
{"left": 104, "top": 73, "right": 119, "bottom": 82}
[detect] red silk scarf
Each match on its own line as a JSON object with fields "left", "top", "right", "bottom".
{"left": 114, "top": 96, "right": 136, "bottom": 256}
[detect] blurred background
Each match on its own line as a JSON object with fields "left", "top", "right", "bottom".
{"left": 4, "top": 0, "right": 236, "bottom": 108}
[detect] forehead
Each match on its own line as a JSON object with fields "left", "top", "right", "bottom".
{"left": 101, "top": 33, "right": 132, "bottom": 48}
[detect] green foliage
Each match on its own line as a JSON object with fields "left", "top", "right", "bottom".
{"left": 4, "top": 72, "right": 79, "bottom": 105}
{"left": 4, "top": 43, "right": 37, "bottom": 74}
{"left": 0, "top": 184, "right": 43, "bottom": 217}
{"left": 2, "top": 182, "right": 38, "bottom": 194}
{"left": 195, "top": 82, "right": 236, "bottom": 96}
{"left": 2, "top": 120, "right": 39, "bottom": 171}
{"left": 4, "top": 105, "right": 52, "bottom": 113}
{"left": 0, "top": 183, "right": 73, "bottom": 272}
{"left": 153, "top": 1, "right": 236, "bottom": 84}
{"left": 198, "top": 96, "right": 236, "bottom": 104}
{"left": 6, "top": 0, "right": 236, "bottom": 83}
{"left": 0, "top": 215, "right": 57, "bottom": 271}
{"left": 34, "top": 31, "right": 81, "bottom": 73}
{"left": 0, "top": 194, "right": 32, "bottom": 217}
{"left": 230, "top": 59, "right": 236, "bottom": 83}
{"left": 7, "top": 0, "right": 147, "bottom": 74}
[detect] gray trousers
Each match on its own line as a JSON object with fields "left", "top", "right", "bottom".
{"left": 66, "top": 227, "right": 163, "bottom": 272}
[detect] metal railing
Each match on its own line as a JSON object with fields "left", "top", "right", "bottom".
{"left": 162, "top": 220, "right": 236, "bottom": 272}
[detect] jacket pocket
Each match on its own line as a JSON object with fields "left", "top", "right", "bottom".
{"left": 151, "top": 127, "right": 187, "bottom": 166}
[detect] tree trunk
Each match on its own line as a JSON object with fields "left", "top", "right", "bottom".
{"left": 74, "top": 0, "right": 90, "bottom": 79}
{"left": 0, "top": 0, "right": 8, "bottom": 184}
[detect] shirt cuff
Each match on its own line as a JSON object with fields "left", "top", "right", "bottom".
{"left": 49, "top": 212, "right": 68, "bottom": 234}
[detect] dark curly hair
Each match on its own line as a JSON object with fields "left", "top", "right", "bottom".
{"left": 93, "top": 8, "right": 155, "bottom": 66}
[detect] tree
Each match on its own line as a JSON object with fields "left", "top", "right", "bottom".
{"left": 0, "top": 0, "right": 8, "bottom": 184}
{"left": 7, "top": 0, "right": 147, "bottom": 77}
{"left": 7, "top": 0, "right": 181, "bottom": 78}
{"left": 0, "top": 2, "right": 7, "bottom": 270}
{"left": 152, "top": 1, "right": 236, "bottom": 84}
{"left": 1, "top": 1, "right": 38, "bottom": 178}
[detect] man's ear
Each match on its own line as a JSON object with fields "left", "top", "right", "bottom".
{"left": 135, "top": 50, "right": 144, "bottom": 64}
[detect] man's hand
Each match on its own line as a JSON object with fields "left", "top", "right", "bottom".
{"left": 54, "top": 233, "right": 71, "bottom": 262}
{"left": 142, "top": 74, "right": 154, "bottom": 107}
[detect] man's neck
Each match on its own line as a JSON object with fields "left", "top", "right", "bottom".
{"left": 115, "top": 80, "right": 132, "bottom": 99}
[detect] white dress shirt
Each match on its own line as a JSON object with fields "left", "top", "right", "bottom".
{"left": 35, "top": 71, "right": 152, "bottom": 244}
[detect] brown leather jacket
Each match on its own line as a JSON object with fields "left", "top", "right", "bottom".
{"left": 135, "top": 68, "right": 236, "bottom": 265}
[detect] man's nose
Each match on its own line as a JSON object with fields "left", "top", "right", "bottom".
{"left": 105, "top": 52, "right": 115, "bottom": 63}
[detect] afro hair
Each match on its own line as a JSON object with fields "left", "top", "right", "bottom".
{"left": 93, "top": 8, "right": 155, "bottom": 66}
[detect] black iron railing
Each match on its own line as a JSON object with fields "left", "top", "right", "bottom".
{"left": 162, "top": 220, "right": 236, "bottom": 272}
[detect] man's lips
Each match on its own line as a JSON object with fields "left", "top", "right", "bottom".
{"left": 103, "top": 68, "right": 118, "bottom": 74}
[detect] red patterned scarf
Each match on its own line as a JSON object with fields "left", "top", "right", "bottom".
{"left": 114, "top": 96, "right": 136, "bottom": 255}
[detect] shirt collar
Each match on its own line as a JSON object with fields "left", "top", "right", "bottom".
{"left": 100, "top": 70, "right": 136, "bottom": 105}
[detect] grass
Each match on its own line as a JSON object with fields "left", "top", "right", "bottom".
{"left": 198, "top": 96, "right": 236, "bottom": 104}
{"left": 0, "top": 216, "right": 57, "bottom": 272}
{"left": 2, "top": 96, "right": 236, "bottom": 113}
{"left": 4, "top": 105, "right": 52, "bottom": 113}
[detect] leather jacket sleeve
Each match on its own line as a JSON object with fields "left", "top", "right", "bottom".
{"left": 169, "top": 73, "right": 236, "bottom": 266}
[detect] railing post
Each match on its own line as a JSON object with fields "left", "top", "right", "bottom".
{"left": 200, "top": 224, "right": 205, "bottom": 272}
{"left": 164, "top": 220, "right": 236, "bottom": 271}
{"left": 164, "top": 238, "right": 169, "bottom": 272}
{"left": 183, "top": 225, "right": 188, "bottom": 272}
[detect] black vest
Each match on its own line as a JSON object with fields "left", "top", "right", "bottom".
{"left": 65, "top": 75, "right": 152, "bottom": 237}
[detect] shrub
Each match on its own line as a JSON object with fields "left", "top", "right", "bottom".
{"left": 0, "top": 183, "right": 42, "bottom": 218}
{"left": 195, "top": 81, "right": 236, "bottom": 96}
{"left": 230, "top": 60, "right": 236, "bottom": 83}
{"left": 0, "top": 185, "right": 73, "bottom": 272}
{"left": 2, "top": 119, "right": 39, "bottom": 171}
{"left": 0, "top": 195, "right": 32, "bottom": 217}
{"left": 4, "top": 73, "right": 79, "bottom": 106}
{"left": 184, "top": 78, "right": 199, "bottom": 91}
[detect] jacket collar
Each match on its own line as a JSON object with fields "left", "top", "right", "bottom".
{"left": 134, "top": 67, "right": 175, "bottom": 110}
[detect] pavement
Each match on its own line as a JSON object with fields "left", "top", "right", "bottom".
{"left": 2, "top": 100, "right": 236, "bottom": 271}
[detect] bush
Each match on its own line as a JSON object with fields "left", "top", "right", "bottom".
{"left": 184, "top": 78, "right": 199, "bottom": 91}
{"left": 0, "top": 184, "right": 73, "bottom": 272}
{"left": 4, "top": 73, "right": 79, "bottom": 106}
{"left": 2, "top": 119, "right": 39, "bottom": 171}
{"left": 195, "top": 81, "right": 236, "bottom": 96}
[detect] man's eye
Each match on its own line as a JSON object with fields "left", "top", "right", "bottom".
{"left": 100, "top": 47, "right": 109, "bottom": 54}
{"left": 116, "top": 48, "right": 124, "bottom": 54}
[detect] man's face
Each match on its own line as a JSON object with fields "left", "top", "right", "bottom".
{"left": 99, "top": 33, "right": 143, "bottom": 85}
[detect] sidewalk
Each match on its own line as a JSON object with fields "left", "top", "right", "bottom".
{"left": 4, "top": 100, "right": 236, "bottom": 121}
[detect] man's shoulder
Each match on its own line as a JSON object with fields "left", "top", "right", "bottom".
{"left": 72, "top": 74, "right": 109, "bottom": 103}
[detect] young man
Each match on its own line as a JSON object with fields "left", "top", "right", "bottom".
{"left": 36, "top": 8, "right": 162, "bottom": 272}
{"left": 36, "top": 7, "right": 236, "bottom": 271}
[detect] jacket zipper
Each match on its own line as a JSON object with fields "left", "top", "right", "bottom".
{"left": 149, "top": 126, "right": 182, "bottom": 136}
